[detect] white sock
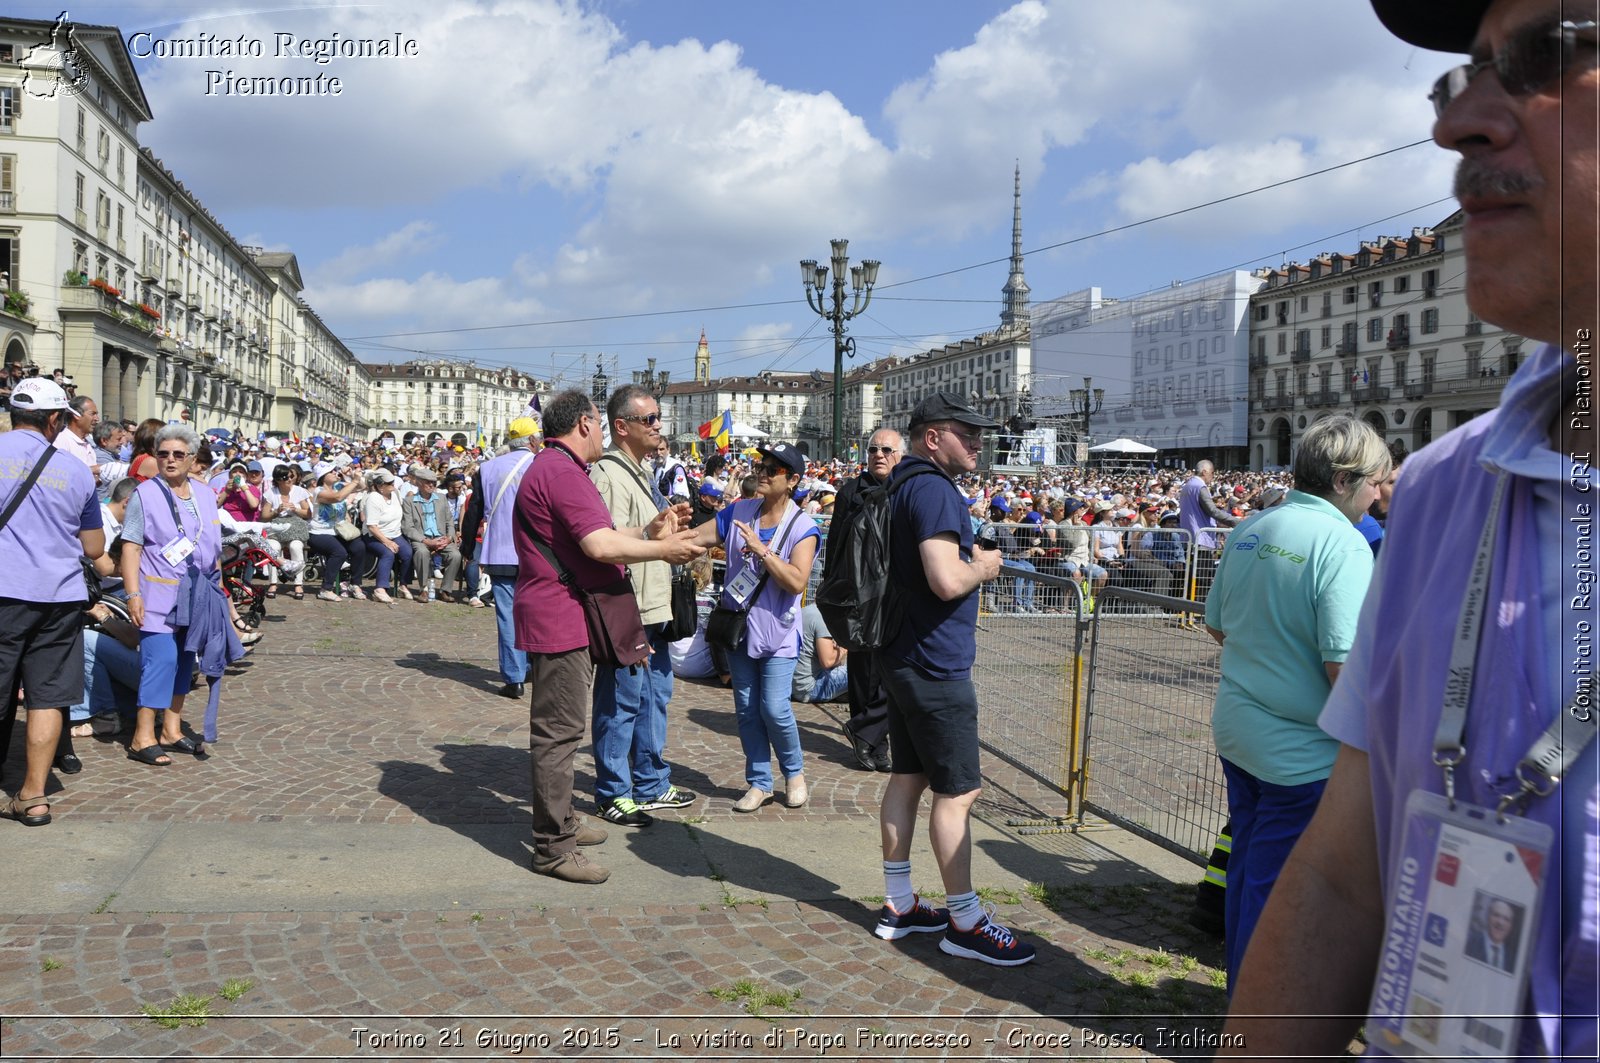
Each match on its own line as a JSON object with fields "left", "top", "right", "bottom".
{"left": 883, "top": 861, "right": 914, "bottom": 913}
{"left": 948, "top": 890, "right": 983, "bottom": 931}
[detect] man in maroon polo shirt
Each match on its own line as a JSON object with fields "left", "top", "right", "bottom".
{"left": 512, "top": 389, "right": 704, "bottom": 884}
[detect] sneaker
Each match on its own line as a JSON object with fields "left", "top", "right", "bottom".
{"left": 873, "top": 894, "right": 951, "bottom": 940}
{"left": 939, "top": 904, "right": 1036, "bottom": 966}
{"left": 530, "top": 849, "right": 610, "bottom": 884}
{"left": 635, "top": 785, "right": 698, "bottom": 811}
{"left": 596, "top": 797, "right": 653, "bottom": 827}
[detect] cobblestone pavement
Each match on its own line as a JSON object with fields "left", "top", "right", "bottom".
{"left": 2, "top": 598, "right": 1228, "bottom": 1061}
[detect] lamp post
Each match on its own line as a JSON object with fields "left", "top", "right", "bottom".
{"left": 631, "top": 357, "right": 670, "bottom": 399}
{"left": 590, "top": 356, "right": 608, "bottom": 404}
{"left": 800, "top": 239, "right": 879, "bottom": 460}
{"left": 1068, "top": 376, "right": 1103, "bottom": 468}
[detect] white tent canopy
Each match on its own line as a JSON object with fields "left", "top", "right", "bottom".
{"left": 728, "top": 421, "right": 769, "bottom": 439}
{"left": 1088, "top": 437, "right": 1158, "bottom": 454}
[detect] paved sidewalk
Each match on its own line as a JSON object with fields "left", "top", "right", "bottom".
{"left": 1, "top": 599, "right": 1229, "bottom": 1060}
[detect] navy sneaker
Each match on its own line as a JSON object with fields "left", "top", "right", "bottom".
{"left": 635, "top": 785, "right": 698, "bottom": 811}
{"left": 938, "top": 905, "right": 1036, "bottom": 966}
{"left": 873, "top": 894, "right": 951, "bottom": 940}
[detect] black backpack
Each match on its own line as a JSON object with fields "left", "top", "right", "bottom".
{"left": 815, "top": 464, "right": 939, "bottom": 651}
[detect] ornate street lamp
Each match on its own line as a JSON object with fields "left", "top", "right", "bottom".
{"left": 631, "top": 357, "right": 671, "bottom": 399}
{"left": 1068, "top": 376, "right": 1103, "bottom": 467}
{"left": 800, "top": 240, "right": 879, "bottom": 460}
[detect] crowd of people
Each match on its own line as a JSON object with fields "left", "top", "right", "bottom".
{"left": 1, "top": 0, "right": 1593, "bottom": 1048}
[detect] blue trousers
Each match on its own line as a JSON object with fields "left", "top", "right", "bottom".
{"left": 308, "top": 532, "right": 367, "bottom": 591}
{"left": 490, "top": 574, "right": 527, "bottom": 684}
{"left": 369, "top": 535, "right": 413, "bottom": 590}
{"left": 728, "top": 651, "right": 802, "bottom": 791}
{"left": 1220, "top": 756, "right": 1328, "bottom": 994}
{"left": 591, "top": 623, "right": 675, "bottom": 804}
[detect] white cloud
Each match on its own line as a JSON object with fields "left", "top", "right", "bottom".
{"left": 314, "top": 221, "right": 441, "bottom": 284}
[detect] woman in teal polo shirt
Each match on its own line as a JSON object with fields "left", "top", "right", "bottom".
{"left": 1203, "top": 414, "right": 1389, "bottom": 994}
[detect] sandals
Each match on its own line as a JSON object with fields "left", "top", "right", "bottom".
{"left": 265, "top": 586, "right": 278, "bottom": 599}
{"left": 291, "top": 587, "right": 304, "bottom": 601}
{"left": 164, "top": 735, "right": 205, "bottom": 757}
{"left": 396, "top": 586, "right": 414, "bottom": 601}
{"left": 127, "top": 744, "right": 172, "bottom": 767}
{"left": 8, "top": 793, "right": 51, "bottom": 826}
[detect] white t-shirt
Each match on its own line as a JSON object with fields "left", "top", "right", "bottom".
{"left": 263, "top": 485, "right": 310, "bottom": 518}
{"left": 363, "top": 491, "right": 404, "bottom": 538}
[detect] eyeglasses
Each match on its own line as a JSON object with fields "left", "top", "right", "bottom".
{"left": 620, "top": 413, "right": 661, "bottom": 426}
{"left": 156, "top": 449, "right": 189, "bottom": 460}
{"left": 1429, "top": 19, "right": 1598, "bottom": 118}
{"left": 757, "top": 461, "right": 787, "bottom": 476}
{"left": 939, "top": 426, "right": 983, "bottom": 451}
{"left": 865, "top": 445, "right": 897, "bottom": 455}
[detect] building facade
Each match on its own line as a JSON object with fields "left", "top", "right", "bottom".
{"left": 1031, "top": 271, "right": 1257, "bottom": 468}
{"left": 1244, "top": 212, "right": 1522, "bottom": 469}
{"left": 0, "top": 15, "right": 368, "bottom": 439}
{"left": 366, "top": 358, "right": 543, "bottom": 448}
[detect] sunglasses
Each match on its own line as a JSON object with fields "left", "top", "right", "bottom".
{"left": 865, "top": 445, "right": 896, "bottom": 455}
{"left": 156, "top": 449, "right": 190, "bottom": 459}
{"left": 1429, "top": 19, "right": 1599, "bottom": 118}
{"left": 620, "top": 413, "right": 661, "bottom": 426}
{"left": 757, "top": 461, "right": 788, "bottom": 477}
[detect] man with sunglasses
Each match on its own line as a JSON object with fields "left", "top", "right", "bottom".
{"left": 825, "top": 427, "right": 904, "bottom": 771}
{"left": 588, "top": 385, "right": 699, "bottom": 829}
{"left": 871, "top": 393, "right": 1035, "bottom": 966}
{"left": 1223, "top": 2, "right": 1597, "bottom": 1057}
{"left": 0, "top": 378, "right": 105, "bottom": 826}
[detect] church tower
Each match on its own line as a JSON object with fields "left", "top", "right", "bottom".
{"left": 1000, "top": 164, "right": 1031, "bottom": 332}
{"left": 694, "top": 328, "right": 711, "bottom": 385}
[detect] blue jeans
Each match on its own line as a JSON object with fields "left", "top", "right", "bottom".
{"left": 591, "top": 623, "right": 675, "bottom": 803}
{"left": 69, "top": 628, "right": 140, "bottom": 722}
{"left": 728, "top": 650, "right": 802, "bottom": 791}
{"left": 464, "top": 558, "right": 482, "bottom": 599}
{"left": 490, "top": 574, "right": 527, "bottom": 684}
{"left": 369, "top": 535, "right": 413, "bottom": 590}
{"left": 1008, "top": 558, "right": 1037, "bottom": 611}
{"left": 1220, "top": 756, "right": 1328, "bottom": 995}
{"left": 308, "top": 532, "right": 368, "bottom": 591}
{"left": 805, "top": 664, "right": 849, "bottom": 704}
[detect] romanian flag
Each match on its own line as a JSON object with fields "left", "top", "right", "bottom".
{"left": 698, "top": 410, "right": 732, "bottom": 453}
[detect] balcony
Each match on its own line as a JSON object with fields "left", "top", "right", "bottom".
{"left": 1112, "top": 405, "right": 1137, "bottom": 423}
{"left": 1352, "top": 385, "right": 1391, "bottom": 404}
{"left": 1404, "top": 381, "right": 1434, "bottom": 400}
{"left": 1261, "top": 395, "right": 1295, "bottom": 411}
{"left": 1304, "top": 389, "right": 1341, "bottom": 408}
{"left": 1291, "top": 347, "right": 1312, "bottom": 364}
{"left": 1206, "top": 396, "right": 1233, "bottom": 413}
{"left": 1386, "top": 328, "right": 1411, "bottom": 350}
{"left": 1171, "top": 400, "right": 1198, "bottom": 417}
{"left": 1336, "top": 340, "right": 1359, "bottom": 355}
{"left": 1465, "top": 321, "right": 1483, "bottom": 336}
{"left": 1248, "top": 352, "right": 1268, "bottom": 369}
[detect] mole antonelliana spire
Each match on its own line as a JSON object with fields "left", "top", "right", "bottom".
{"left": 1000, "top": 163, "right": 1030, "bottom": 332}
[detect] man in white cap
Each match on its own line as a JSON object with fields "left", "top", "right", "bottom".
{"left": 0, "top": 378, "right": 105, "bottom": 826}
{"left": 1223, "top": 2, "right": 1597, "bottom": 1057}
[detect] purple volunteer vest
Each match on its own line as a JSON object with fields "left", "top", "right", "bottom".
{"left": 719, "top": 498, "right": 817, "bottom": 659}
{"left": 135, "top": 477, "right": 222, "bottom": 633}
{"left": 478, "top": 447, "right": 535, "bottom": 567}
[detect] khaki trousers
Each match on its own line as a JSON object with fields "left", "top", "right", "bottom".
{"left": 528, "top": 647, "right": 595, "bottom": 858}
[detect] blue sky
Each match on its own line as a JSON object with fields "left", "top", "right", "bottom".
{"left": 64, "top": 0, "right": 1459, "bottom": 405}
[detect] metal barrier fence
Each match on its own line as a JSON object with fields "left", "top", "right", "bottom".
{"left": 1078, "top": 586, "right": 1226, "bottom": 863}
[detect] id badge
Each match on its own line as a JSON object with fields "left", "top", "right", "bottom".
{"left": 1366, "top": 789, "right": 1553, "bottom": 1059}
{"left": 725, "top": 563, "right": 762, "bottom": 608}
{"left": 160, "top": 537, "right": 195, "bottom": 567}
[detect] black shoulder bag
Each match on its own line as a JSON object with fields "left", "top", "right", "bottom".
{"left": 704, "top": 503, "right": 801, "bottom": 651}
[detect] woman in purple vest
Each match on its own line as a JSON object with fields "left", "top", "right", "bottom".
{"left": 120, "top": 424, "right": 223, "bottom": 765}
{"left": 688, "top": 442, "right": 820, "bottom": 812}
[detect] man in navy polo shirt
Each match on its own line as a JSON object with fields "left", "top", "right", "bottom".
{"left": 0, "top": 378, "right": 105, "bottom": 826}
{"left": 871, "top": 392, "right": 1035, "bottom": 966}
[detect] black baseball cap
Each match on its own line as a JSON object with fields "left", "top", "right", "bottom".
{"left": 755, "top": 441, "right": 805, "bottom": 478}
{"left": 907, "top": 391, "right": 1000, "bottom": 431}
{"left": 1369, "top": 0, "right": 1490, "bottom": 53}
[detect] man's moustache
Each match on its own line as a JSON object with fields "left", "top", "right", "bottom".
{"left": 1455, "top": 159, "right": 1538, "bottom": 200}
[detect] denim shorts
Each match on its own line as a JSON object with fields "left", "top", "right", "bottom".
{"left": 881, "top": 658, "right": 982, "bottom": 796}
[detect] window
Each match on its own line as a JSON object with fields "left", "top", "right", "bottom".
{"left": 1276, "top": 333, "right": 1286, "bottom": 354}
{"left": 96, "top": 127, "right": 110, "bottom": 167}
{"left": 1368, "top": 281, "right": 1382, "bottom": 308}
{"left": 0, "top": 228, "right": 18, "bottom": 290}
{"left": 1421, "top": 307, "right": 1439, "bottom": 334}
{"left": 74, "top": 172, "right": 84, "bottom": 212}
{"left": 1321, "top": 325, "right": 1332, "bottom": 349}
{"left": 1423, "top": 268, "right": 1439, "bottom": 295}
{"left": 1343, "top": 321, "right": 1359, "bottom": 349}
{"left": 1368, "top": 317, "right": 1383, "bottom": 342}
{"left": 76, "top": 106, "right": 85, "bottom": 152}
{"left": 1422, "top": 353, "right": 1436, "bottom": 384}
{"left": 1393, "top": 354, "right": 1408, "bottom": 384}
{"left": 0, "top": 86, "right": 18, "bottom": 134}
{"left": 1393, "top": 275, "right": 1410, "bottom": 294}
{"left": 0, "top": 154, "right": 13, "bottom": 212}
{"left": 1299, "top": 296, "right": 1309, "bottom": 313}
{"left": 1343, "top": 285, "right": 1358, "bottom": 305}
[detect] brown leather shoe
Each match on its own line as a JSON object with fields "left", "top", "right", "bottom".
{"left": 574, "top": 821, "right": 607, "bottom": 847}
{"left": 531, "top": 849, "right": 610, "bottom": 883}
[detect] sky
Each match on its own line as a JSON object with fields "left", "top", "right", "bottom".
{"left": 61, "top": 0, "right": 1461, "bottom": 405}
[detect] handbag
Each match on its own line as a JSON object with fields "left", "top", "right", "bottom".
{"left": 527, "top": 531, "right": 650, "bottom": 670}
{"left": 333, "top": 517, "right": 362, "bottom": 542}
{"left": 703, "top": 503, "right": 801, "bottom": 651}
{"left": 266, "top": 515, "right": 311, "bottom": 544}
{"left": 663, "top": 565, "right": 698, "bottom": 642}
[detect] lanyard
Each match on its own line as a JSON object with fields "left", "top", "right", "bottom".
{"left": 156, "top": 481, "right": 199, "bottom": 546}
{"left": 1432, "top": 473, "right": 1597, "bottom": 818}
